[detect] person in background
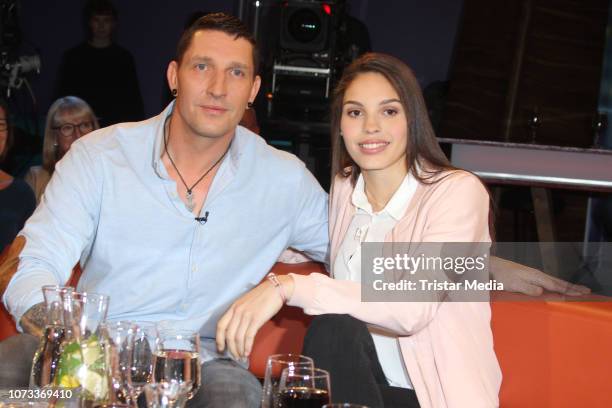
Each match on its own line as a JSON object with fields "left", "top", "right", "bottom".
{"left": 0, "top": 100, "right": 36, "bottom": 252}
{"left": 25, "top": 96, "right": 99, "bottom": 204}
{"left": 56, "top": 0, "right": 143, "bottom": 126}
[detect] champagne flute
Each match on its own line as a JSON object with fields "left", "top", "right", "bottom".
{"left": 153, "top": 330, "right": 201, "bottom": 399}
{"left": 262, "top": 354, "right": 314, "bottom": 408}
{"left": 130, "top": 322, "right": 159, "bottom": 401}
{"left": 278, "top": 367, "right": 331, "bottom": 408}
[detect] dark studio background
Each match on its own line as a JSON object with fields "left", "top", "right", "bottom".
{"left": 4, "top": 0, "right": 612, "bottom": 254}
{"left": 15, "top": 0, "right": 463, "bottom": 121}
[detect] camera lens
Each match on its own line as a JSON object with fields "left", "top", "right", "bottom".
{"left": 288, "top": 9, "right": 321, "bottom": 43}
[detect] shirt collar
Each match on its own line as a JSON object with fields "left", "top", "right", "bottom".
{"left": 152, "top": 102, "right": 173, "bottom": 177}
{"left": 351, "top": 171, "right": 418, "bottom": 220}
{"left": 151, "top": 101, "right": 244, "bottom": 178}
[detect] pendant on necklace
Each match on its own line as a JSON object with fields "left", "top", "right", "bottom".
{"left": 186, "top": 190, "right": 195, "bottom": 212}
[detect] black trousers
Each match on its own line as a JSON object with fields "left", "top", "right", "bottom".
{"left": 302, "top": 314, "right": 420, "bottom": 408}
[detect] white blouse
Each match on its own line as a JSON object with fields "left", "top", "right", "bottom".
{"left": 333, "top": 172, "right": 418, "bottom": 389}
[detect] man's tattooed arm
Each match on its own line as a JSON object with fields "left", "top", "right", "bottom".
{"left": 19, "top": 302, "right": 46, "bottom": 337}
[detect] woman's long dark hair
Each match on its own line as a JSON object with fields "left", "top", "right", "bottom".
{"left": 330, "top": 52, "right": 455, "bottom": 185}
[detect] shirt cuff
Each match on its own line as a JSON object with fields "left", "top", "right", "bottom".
{"left": 3, "top": 276, "right": 52, "bottom": 332}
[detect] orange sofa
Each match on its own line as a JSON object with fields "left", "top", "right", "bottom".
{"left": 249, "top": 264, "right": 612, "bottom": 408}
{"left": 2, "top": 262, "right": 612, "bottom": 407}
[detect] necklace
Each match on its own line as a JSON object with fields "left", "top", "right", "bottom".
{"left": 163, "top": 117, "right": 230, "bottom": 212}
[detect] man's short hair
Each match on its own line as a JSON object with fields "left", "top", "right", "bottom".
{"left": 175, "top": 12, "right": 259, "bottom": 76}
{"left": 83, "top": 0, "right": 118, "bottom": 21}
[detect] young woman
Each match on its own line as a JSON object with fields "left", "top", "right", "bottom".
{"left": 218, "top": 53, "right": 501, "bottom": 407}
{"left": 221, "top": 52, "right": 593, "bottom": 408}
{"left": 25, "top": 96, "right": 99, "bottom": 203}
{"left": 0, "top": 100, "right": 36, "bottom": 252}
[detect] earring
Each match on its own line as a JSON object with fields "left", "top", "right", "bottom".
{"left": 247, "top": 102, "right": 253, "bottom": 109}
{"left": 171, "top": 89, "right": 178, "bottom": 97}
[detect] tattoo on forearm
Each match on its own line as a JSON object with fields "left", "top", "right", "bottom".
{"left": 19, "top": 302, "right": 46, "bottom": 337}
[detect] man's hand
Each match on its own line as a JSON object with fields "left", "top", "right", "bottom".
{"left": 216, "top": 275, "right": 295, "bottom": 360}
{"left": 19, "top": 302, "right": 46, "bottom": 337}
{"left": 491, "top": 256, "right": 591, "bottom": 296}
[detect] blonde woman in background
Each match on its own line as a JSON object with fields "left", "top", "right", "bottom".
{"left": 25, "top": 96, "right": 99, "bottom": 203}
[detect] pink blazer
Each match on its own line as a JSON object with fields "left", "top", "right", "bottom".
{"left": 288, "top": 170, "right": 502, "bottom": 408}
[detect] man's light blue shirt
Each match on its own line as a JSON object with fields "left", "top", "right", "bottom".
{"left": 4, "top": 103, "right": 329, "bottom": 345}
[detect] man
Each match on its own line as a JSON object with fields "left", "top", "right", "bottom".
{"left": 2, "top": 13, "right": 327, "bottom": 406}
{"left": 56, "top": 0, "right": 144, "bottom": 126}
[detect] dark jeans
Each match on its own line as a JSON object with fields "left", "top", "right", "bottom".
{"left": 188, "top": 358, "right": 261, "bottom": 408}
{"left": 0, "top": 333, "right": 39, "bottom": 388}
{"left": 302, "top": 314, "right": 420, "bottom": 408}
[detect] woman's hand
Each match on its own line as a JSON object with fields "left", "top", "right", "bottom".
{"left": 491, "top": 256, "right": 590, "bottom": 296}
{"left": 216, "top": 274, "right": 295, "bottom": 359}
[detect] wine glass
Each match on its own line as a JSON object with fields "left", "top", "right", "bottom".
{"left": 129, "top": 322, "right": 158, "bottom": 401}
{"left": 103, "top": 321, "right": 137, "bottom": 406}
{"left": 262, "top": 354, "right": 314, "bottom": 408}
{"left": 277, "top": 367, "right": 331, "bottom": 408}
{"left": 153, "top": 329, "right": 201, "bottom": 399}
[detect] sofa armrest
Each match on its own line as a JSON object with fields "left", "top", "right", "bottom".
{"left": 492, "top": 291, "right": 612, "bottom": 407}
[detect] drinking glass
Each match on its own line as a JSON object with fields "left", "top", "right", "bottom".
{"left": 153, "top": 330, "right": 201, "bottom": 399}
{"left": 130, "top": 322, "right": 158, "bottom": 401}
{"left": 103, "top": 321, "right": 137, "bottom": 406}
{"left": 55, "top": 291, "right": 110, "bottom": 404}
{"left": 262, "top": 354, "right": 314, "bottom": 408}
{"left": 29, "top": 285, "right": 74, "bottom": 388}
{"left": 143, "top": 381, "right": 192, "bottom": 408}
{"left": 277, "top": 367, "right": 331, "bottom": 408}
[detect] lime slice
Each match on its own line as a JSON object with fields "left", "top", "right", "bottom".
{"left": 62, "top": 341, "right": 81, "bottom": 355}
{"left": 80, "top": 369, "right": 108, "bottom": 400}
{"left": 82, "top": 342, "right": 102, "bottom": 366}
{"left": 59, "top": 374, "right": 80, "bottom": 388}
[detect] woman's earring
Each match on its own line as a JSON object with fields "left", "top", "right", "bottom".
{"left": 171, "top": 89, "right": 178, "bottom": 97}
{"left": 247, "top": 102, "right": 253, "bottom": 109}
